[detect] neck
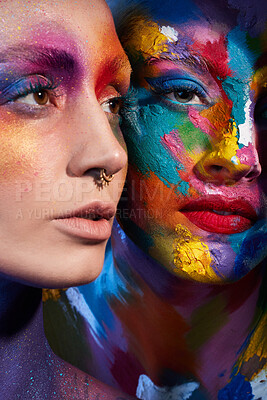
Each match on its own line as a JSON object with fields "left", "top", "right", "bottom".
{"left": 0, "top": 278, "right": 55, "bottom": 397}
{"left": 0, "top": 276, "right": 42, "bottom": 338}
{"left": 110, "top": 221, "right": 266, "bottom": 397}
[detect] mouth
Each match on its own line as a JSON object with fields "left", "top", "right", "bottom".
{"left": 52, "top": 202, "right": 116, "bottom": 241}
{"left": 180, "top": 197, "right": 258, "bottom": 234}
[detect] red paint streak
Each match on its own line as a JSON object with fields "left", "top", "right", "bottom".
{"left": 191, "top": 35, "right": 232, "bottom": 80}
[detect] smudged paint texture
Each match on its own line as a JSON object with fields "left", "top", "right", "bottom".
{"left": 44, "top": 0, "right": 267, "bottom": 399}
{"left": 118, "top": 2, "right": 267, "bottom": 283}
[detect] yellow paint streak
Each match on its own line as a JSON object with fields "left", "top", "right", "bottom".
{"left": 173, "top": 224, "right": 220, "bottom": 283}
{"left": 42, "top": 288, "right": 66, "bottom": 302}
{"left": 252, "top": 66, "right": 267, "bottom": 97}
{"left": 199, "top": 101, "right": 243, "bottom": 168}
{"left": 213, "top": 119, "right": 240, "bottom": 164}
{"left": 123, "top": 16, "right": 169, "bottom": 60}
{"left": 235, "top": 311, "right": 267, "bottom": 380}
{"left": 196, "top": 114, "right": 249, "bottom": 184}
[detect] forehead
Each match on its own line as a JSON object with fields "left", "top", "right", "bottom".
{"left": 0, "top": 0, "right": 122, "bottom": 61}
{"left": 123, "top": 5, "right": 267, "bottom": 82}
{"left": 122, "top": 0, "right": 267, "bottom": 53}
{"left": 132, "top": 0, "right": 266, "bottom": 33}
{"left": 0, "top": 0, "right": 130, "bottom": 84}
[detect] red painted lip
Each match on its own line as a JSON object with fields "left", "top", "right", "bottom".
{"left": 52, "top": 201, "right": 116, "bottom": 241}
{"left": 180, "top": 196, "right": 258, "bottom": 234}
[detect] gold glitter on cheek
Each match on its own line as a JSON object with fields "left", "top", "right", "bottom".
{"left": 172, "top": 224, "right": 221, "bottom": 283}
{"left": 0, "top": 113, "right": 40, "bottom": 182}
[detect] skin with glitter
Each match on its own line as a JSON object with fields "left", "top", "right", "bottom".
{"left": 0, "top": 0, "right": 131, "bottom": 287}
{"left": 44, "top": 0, "right": 267, "bottom": 399}
{"left": 0, "top": 0, "right": 136, "bottom": 398}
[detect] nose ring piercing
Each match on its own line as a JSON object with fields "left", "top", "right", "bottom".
{"left": 99, "top": 169, "right": 114, "bottom": 186}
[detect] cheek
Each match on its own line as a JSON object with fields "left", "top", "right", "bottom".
{"left": 0, "top": 111, "right": 72, "bottom": 186}
{"left": 124, "top": 105, "right": 199, "bottom": 188}
{"left": 0, "top": 113, "right": 41, "bottom": 182}
{"left": 108, "top": 114, "right": 127, "bottom": 151}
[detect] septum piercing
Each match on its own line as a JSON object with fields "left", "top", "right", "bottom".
{"left": 99, "top": 169, "right": 114, "bottom": 186}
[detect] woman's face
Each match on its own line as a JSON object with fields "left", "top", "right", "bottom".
{"left": 0, "top": 0, "right": 130, "bottom": 287}
{"left": 118, "top": 1, "right": 267, "bottom": 283}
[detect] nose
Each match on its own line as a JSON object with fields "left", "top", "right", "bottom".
{"left": 194, "top": 119, "right": 261, "bottom": 185}
{"left": 67, "top": 99, "right": 127, "bottom": 178}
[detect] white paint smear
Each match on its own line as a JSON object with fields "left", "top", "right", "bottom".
{"left": 160, "top": 25, "right": 178, "bottom": 42}
{"left": 238, "top": 97, "right": 253, "bottom": 147}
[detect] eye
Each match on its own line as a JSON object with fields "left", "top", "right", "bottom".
{"left": 101, "top": 97, "right": 123, "bottom": 115}
{"left": 15, "top": 90, "right": 50, "bottom": 106}
{"left": 165, "top": 89, "right": 202, "bottom": 104}
{"left": 145, "top": 77, "right": 209, "bottom": 106}
{"left": 0, "top": 74, "right": 60, "bottom": 109}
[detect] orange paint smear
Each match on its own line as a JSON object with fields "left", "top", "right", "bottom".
{"left": 125, "top": 166, "right": 198, "bottom": 232}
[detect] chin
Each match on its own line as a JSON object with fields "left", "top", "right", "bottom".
{"left": 202, "top": 229, "right": 267, "bottom": 282}
{"left": 150, "top": 225, "right": 267, "bottom": 284}
{"left": 43, "top": 249, "right": 106, "bottom": 289}
{"left": 2, "top": 241, "right": 106, "bottom": 289}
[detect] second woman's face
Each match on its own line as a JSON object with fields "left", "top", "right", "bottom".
{"left": 0, "top": 0, "right": 130, "bottom": 287}
{"left": 118, "top": 2, "right": 267, "bottom": 283}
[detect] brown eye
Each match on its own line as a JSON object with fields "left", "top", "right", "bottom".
{"left": 15, "top": 89, "right": 51, "bottom": 106}
{"left": 33, "top": 90, "right": 49, "bottom": 105}
{"left": 108, "top": 98, "right": 123, "bottom": 114}
{"left": 102, "top": 97, "right": 123, "bottom": 115}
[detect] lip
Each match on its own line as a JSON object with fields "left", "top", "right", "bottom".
{"left": 180, "top": 196, "right": 258, "bottom": 234}
{"left": 52, "top": 201, "right": 116, "bottom": 241}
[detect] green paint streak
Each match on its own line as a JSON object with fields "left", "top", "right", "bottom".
{"left": 187, "top": 295, "right": 228, "bottom": 351}
{"left": 177, "top": 119, "right": 211, "bottom": 153}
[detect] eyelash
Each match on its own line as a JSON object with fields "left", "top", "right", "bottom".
{"left": 118, "top": 86, "right": 138, "bottom": 113}
{"left": 1, "top": 75, "right": 131, "bottom": 115}
{"left": 0, "top": 75, "right": 59, "bottom": 105}
{"left": 145, "top": 77, "right": 209, "bottom": 106}
{"left": 101, "top": 87, "right": 137, "bottom": 120}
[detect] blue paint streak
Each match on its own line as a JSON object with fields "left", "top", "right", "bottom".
{"left": 222, "top": 27, "right": 256, "bottom": 126}
{"left": 218, "top": 373, "right": 253, "bottom": 400}
{"left": 121, "top": 87, "right": 190, "bottom": 195}
{"left": 141, "top": 0, "right": 204, "bottom": 25}
{"left": 78, "top": 241, "right": 122, "bottom": 336}
{"left": 227, "top": 28, "right": 256, "bottom": 80}
{"left": 233, "top": 220, "right": 267, "bottom": 279}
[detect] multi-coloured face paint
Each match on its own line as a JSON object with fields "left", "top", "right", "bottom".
{"left": 42, "top": 2, "right": 267, "bottom": 399}
{"left": 0, "top": 0, "right": 130, "bottom": 288}
{"left": 119, "top": 3, "right": 267, "bottom": 282}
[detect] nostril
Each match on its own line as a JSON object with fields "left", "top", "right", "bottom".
{"left": 208, "top": 165, "right": 224, "bottom": 174}
{"left": 246, "top": 171, "right": 256, "bottom": 181}
{"left": 206, "top": 165, "right": 230, "bottom": 179}
{"left": 244, "top": 164, "right": 262, "bottom": 181}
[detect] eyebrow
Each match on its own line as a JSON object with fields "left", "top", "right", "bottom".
{"left": 0, "top": 46, "right": 76, "bottom": 74}
{"left": 101, "top": 53, "right": 131, "bottom": 79}
{"left": 145, "top": 51, "right": 209, "bottom": 74}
